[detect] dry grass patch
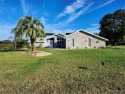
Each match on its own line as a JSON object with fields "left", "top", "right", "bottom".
{"left": 21, "top": 50, "right": 52, "bottom": 57}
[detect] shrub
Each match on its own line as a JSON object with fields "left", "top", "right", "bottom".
{"left": 0, "top": 43, "right": 14, "bottom": 51}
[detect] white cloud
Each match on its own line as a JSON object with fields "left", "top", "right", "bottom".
{"left": 0, "top": 23, "right": 15, "bottom": 32}
{"left": 0, "top": 1, "right": 16, "bottom": 15}
{"left": 38, "top": 0, "right": 115, "bottom": 35}
{"left": 91, "top": 24, "right": 99, "bottom": 26}
{"left": 57, "top": 0, "right": 85, "bottom": 19}
{"left": 0, "top": 23, "right": 15, "bottom": 40}
{"left": 89, "top": 0, "right": 115, "bottom": 13}
{"left": 55, "top": 0, "right": 115, "bottom": 27}
{"left": 20, "top": 0, "right": 28, "bottom": 15}
{"left": 84, "top": 25, "right": 100, "bottom": 33}
{"left": 40, "top": 16, "right": 47, "bottom": 25}
{"left": 40, "top": 16, "right": 75, "bottom": 33}
{"left": 61, "top": 2, "right": 93, "bottom": 26}
{"left": 49, "top": 29, "right": 75, "bottom": 34}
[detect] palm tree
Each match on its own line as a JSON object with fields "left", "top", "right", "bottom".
{"left": 12, "top": 16, "right": 45, "bottom": 51}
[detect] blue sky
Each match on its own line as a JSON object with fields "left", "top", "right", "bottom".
{"left": 0, "top": 0, "right": 124, "bottom": 40}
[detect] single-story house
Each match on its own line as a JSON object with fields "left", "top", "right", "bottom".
{"left": 30, "top": 30, "right": 108, "bottom": 49}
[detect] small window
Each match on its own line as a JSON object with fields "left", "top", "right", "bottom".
{"left": 72, "top": 39, "right": 74, "bottom": 47}
{"left": 88, "top": 38, "right": 91, "bottom": 47}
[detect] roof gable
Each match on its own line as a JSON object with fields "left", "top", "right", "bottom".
{"left": 54, "top": 33, "right": 65, "bottom": 38}
{"left": 66, "top": 30, "right": 108, "bottom": 41}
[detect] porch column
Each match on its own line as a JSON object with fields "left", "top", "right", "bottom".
{"left": 61, "top": 38, "right": 62, "bottom": 48}
{"left": 54, "top": 36, "right": 57, "bottom": 47}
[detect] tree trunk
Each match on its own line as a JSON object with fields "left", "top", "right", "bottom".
{"left": 30, "top": 37, "right": 35, "bottom": 51}
{"left": 31, "top": 42, "right": 35, "bottom": 51}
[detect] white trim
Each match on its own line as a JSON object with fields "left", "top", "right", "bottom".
{"left": 65, "top": 29, "right": 108, "bottom": 41}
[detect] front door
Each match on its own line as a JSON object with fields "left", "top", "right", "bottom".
{"left": 50, "top": 40, "right": 54, "bottom": 47}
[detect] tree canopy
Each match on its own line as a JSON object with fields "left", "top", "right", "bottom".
{"left": 12, "top": 16, "right": 45, "bottom": 51}
{"left": 99, "top": 9, "right": 125, "bottom": 45}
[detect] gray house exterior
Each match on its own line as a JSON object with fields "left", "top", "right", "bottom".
{"left": 32, "top": 30, "right": 108, "bottom": 49}
{"left": 66, "top": 30, "right": 108, "bottom": 49}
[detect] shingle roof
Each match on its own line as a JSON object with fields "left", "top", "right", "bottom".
{"left": 46, "top": 33, "right": 54, "bottom": 35}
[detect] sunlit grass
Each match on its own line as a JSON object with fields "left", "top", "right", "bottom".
{"left": 0, "top": 48, "right": 125, "bottom": 94}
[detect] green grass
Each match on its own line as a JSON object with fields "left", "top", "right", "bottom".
{"left": 107, "top": 45, "right": 125, "bottom": 49}
{"left": 0, "top": 48, "right": 125, "bottom": 94}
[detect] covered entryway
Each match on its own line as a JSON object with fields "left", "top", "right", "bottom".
{"left": 45, "top": 33, "right": 66, "bottom": 48}
{"left": 47, "top": 38, "right": 54, "bottom": 48}
{"left": 57, "top": 37, "right": 65, "bottom": 48}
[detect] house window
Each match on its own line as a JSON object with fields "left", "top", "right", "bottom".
{"left": 88, "top": 38, "right": 91, "bottom": 47}
{"left": 72, "top": 39, "right": 74, "bottom": 47}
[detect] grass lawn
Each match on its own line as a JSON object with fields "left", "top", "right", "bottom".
{"left": 107, "top": 45, "right": 125, "bottom": 49}
{"left": 0, "top": 48, "right": 125, "bottom": 94}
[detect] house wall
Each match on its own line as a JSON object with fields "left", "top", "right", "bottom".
{"left": 66, "top": 31, "right": 106, "bottom": 49}
{"left": 43, "top": 35, "right": 57, "bottom": 48}
{"left": 29, "top": 42, "right": 44, "bottom": 48}
{"left": 43, "top": 35, "right": 65, "bottom": 48}
{"left": 35, "top": 43, "right": 43, "bottom": 47}
{"left": 30, "top": 34, "right": 65, "bottom": 48}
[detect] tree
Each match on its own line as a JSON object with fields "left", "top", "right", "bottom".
{"left": 99, "top": 9, "right": 125, "bottom": 45}
{"left": 93, "top": 33, "right": 99, "bottom": 35}
{"left": 15, "top": 37, "right": 29, "bottom": 49}
{"left": 0, "top": 40, "right": 14, "bottom": 51}
{"left": 8, "top": 36, "right": 17, "bottom": 49}
{"left": 12, "top": 16, "right": 45, "bottom": 51}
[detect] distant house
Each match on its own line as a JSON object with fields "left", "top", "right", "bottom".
{"left": 30, "top": 30, "right": 108, "bottom": 49}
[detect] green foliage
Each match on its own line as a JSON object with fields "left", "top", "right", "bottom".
{"left": 0, "top": 48, "right": 125, "bottom": 93}
{"left": 16, "top": 37, "right": 29, "bottom": 49}
{"left": 0, "top": 40, "right": 14, "bottom": 51}
{"left": 12, "top": 16, "right": 45, "bottom": 51}
{"left": 0, "top": 40, "right": 12, "bottom": 44}
{"left": 99, "top": 9, "right": 125, "bottom": 45}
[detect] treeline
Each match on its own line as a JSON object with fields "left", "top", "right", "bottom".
{"left": 99, "top": 9, "right": 125, "bottom": 45}
{"left": 0, "top": 38, "right": 29, "bottom": 51}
